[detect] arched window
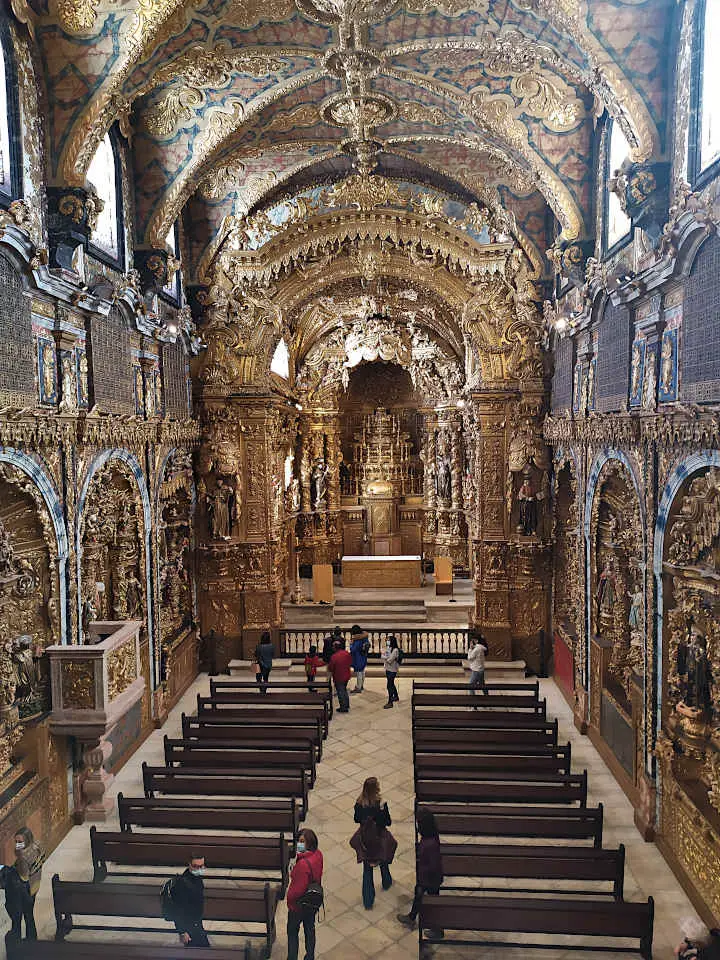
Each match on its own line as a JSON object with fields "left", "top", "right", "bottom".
{"left": 691, "top": 0, "right": 720, "bottom": 180}
{"left": 605, "top": 119, "right": 632, "bottom": 252}
{"left": 86, "top": 132, "right": 122, "bottom": 262}
{"left": 162, "top": 222, "right": 180, "bottom": 301}
{"left": 271, "top": 338, "right": 290, "bottom": 379}
{"left": 0, "top": 18, "right": 20, "bottom": 204}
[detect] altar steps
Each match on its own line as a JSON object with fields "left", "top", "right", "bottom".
{"left": 334, "top": 596, "right": 427, "bottom": 624}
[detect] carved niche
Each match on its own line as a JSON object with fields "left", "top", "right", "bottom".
{"left": 0, "top": 463, "right": 60, "bottom": 719}
{"left": 552, "top": 456, "right": 581, "bottom": 675}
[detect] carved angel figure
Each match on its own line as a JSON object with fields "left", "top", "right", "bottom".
{"left": 677, "top": 622, "right": 712, "bottom": 714}
{"left": 596, "top": 559, "right": 617, "bottom": 615}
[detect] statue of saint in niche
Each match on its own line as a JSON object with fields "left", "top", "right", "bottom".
{"left": 517, "top": 475, "right": 539, "bottom": 535}
{"left": 437, "top": 458, "right": 452, "bottom": 502}
{"left": 208, "top": 479, "right": 234, "bottom": 539}
{"left": 677, "top": 620, "right": 712, "bottom": 714}
{"left": 311, "top": 460, "right": 328, "bottom": 510}
{"left": 596, "top": 559, "right": 617, "bottom": 616}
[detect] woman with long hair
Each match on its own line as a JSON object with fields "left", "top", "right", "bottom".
{"left": 397, "top": 807, "right": 444, "bottom": 940}
{"left": 350, "top": 777, "right": 397, "bottom": 909}
{"left": 381, "top": 635, "right": 401, "bottom": 708}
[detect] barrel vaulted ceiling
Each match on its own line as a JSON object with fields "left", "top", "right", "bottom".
{"left": 22, "top": 0, "right": 673, "bottom": 275}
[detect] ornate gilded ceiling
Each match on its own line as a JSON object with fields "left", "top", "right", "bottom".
{"left": 22, "top": 0, "right": 673, "bottom": 278}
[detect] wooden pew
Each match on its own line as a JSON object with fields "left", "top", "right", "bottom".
{"left": 412, "top": 710, "right": 554, "bottom": 732}
{"left": 413, "top": 749, "right": 571, "bottom": 777}
{"left": 8, "top": 942, "right": 251, "bottom": 960}
{"left": 164, "top": 737, "right": 317, "bottom": 786}
{"left": 420, "top": 802, "right": 604, "bottom": 847}
{"left": 90, "top": 827, "right": 290, "bottom": 894}
{"left": 197, "top": 695, "right": 329, "bottom": 738}
{"left": 182, "top": 712, "right": 324, "bottom": 759}
{"left": 211, "top": 678, "right": 333, "bottom": 718}
{"left": 52, "top": 874, "right": 279, "bottom": 957}
{"left": 142, "top": 763, "right": 310, "bottom": 817}
{"left": 439, "top": 842, "right": 625, "bottom": 898}
{"left": 413, "top": 680, "right": 539, "bottom": 696}
{"left": 415, "top": 770, "right": 588, "bottom": 806}
{"left": 419, "top": 893, "right": 654, "bottom": 958}
{"left": 412, "top": 723, "right": 558, "bottom": 750}
{"left": 411, "top": 692, "right": 545, "bottom": 714}
{"left": 118, "top": 793, "right": 300, "bottom": 844}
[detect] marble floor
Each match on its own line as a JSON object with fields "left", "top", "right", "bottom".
{"left": 6, "top": 675, "right": 701, "bottom": 959}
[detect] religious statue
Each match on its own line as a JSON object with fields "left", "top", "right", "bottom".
{"left": 0, "top": 639, "right": 17, "bottom": 713}
{"left": 437, "top": 457, "right": 452, "bottom": 502}
{"left": 12, "top": 636, "right": 38, "bottom": 704}
{"left": 660, "top": 334, "right": 674, "bottom": 395}
{"left": 643, "top": 356, "right": 656, "bottom": 409}
{"left": 59, "top": 354, "right": 77, "bottom": 412}
{"left": 584, "top": 361, "right": 595, "bottom": 413}
{"left": 517, "top": 475, "right": 539, "bottom": 536}
{"left": 208, "top": 479, "right": 233, "bottom": 539}
{"left": 78, "top": 351, "right": 89, "bottom": 406}
{"left": 286, "top": 477, "right": 301, "bottom": 514}
{"left": 596, "top": 559, "right": 617, "bottom": 616}
{"left": 125, "top": 573, "right": 142, "bottom": 620}
{"left": 628, "top": 587, "right": 644, "bottom": 646}
{"left": 41, "top": 345, "right": 55, "bottom": 401}
{"left": 630, "top": 341, "right": 642, "bottom": 400}
{"left": 81, "top": 594, "right": 97, "bottom": 643}
{"left": 677, "top": 620, "right": 712, "bottom": 714}
{"left": 311, "top": 460, "right": 328, "bottom": 510}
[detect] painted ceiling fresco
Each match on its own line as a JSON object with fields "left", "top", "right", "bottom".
{"left": 23, "top": 0, "right": 673, "bottom": 274}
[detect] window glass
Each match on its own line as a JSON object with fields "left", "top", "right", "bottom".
{"left": 606, "top": 121, "right": 632, "bottom": 249}
{"left": 163, "top": 223, "right": 179, "bottom": 299}
{"left": 0, "top": 35, "right": 11, "bottom": 193}
{"left": 87, "top": 134, "right": 119, "bottom": 258}
{"left": 271, "top": 338, "right": 290, "bottom": 379}
{"left": 700, "top": 0, "right": 720, "bottom": 171}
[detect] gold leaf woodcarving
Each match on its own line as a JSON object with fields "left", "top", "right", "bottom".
{"left": 199, "top": 158, "right": 246, "bottom": 200}
{"left": 321, "top": 174, "right": 411, "bottom": 210}
{"left": 56, "top": 0, "right": 99, "bottom": 34}
{"left": 145, "top": 86, "right": 204, "bottom": 137}
{"left": 265, "top": 103, "right": 321, "bottom": 134}
{"left": 400, "top": 102, "right": 448, "bottom": 126}
{"left": 511, "top": 72, "right": 583, "bottom": 131}
{"left": 223, "top": 0, "right": 295, "bottom": 29}
{"left": 152, "top": 43, "right": 285, "bottom": 91}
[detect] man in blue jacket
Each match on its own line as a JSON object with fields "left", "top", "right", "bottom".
{"left": 350, "top": 625, "right": 370, "bottom": 693}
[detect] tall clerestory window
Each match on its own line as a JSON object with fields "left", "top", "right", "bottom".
{"left": 86, "top": 132, "right": 122, "bottom": 262}
{"left": 693, "top": 0, "right": 720, "bottom": 179}
{"left": 605, "top": 119, "right": 632, "bottom": 252}
{"left": 0, "top": 18, "right": 20, "bottom": 205}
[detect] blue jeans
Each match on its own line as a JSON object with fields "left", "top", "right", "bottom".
{"left": 469, "top": 670, "right": 486, "bottom": 695}
{"left": 335, "top": 681, "right": 350, "bottom": 711}
{"left": 362, "top": 861, "right": 392, "bottom": 908}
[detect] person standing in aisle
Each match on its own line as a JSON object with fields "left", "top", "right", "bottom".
{"left": 397, "top": 807, "right": 445, "bottom": 940}
{"left": 304, "top": 644, "right": 324, "bottom": 693}
{"left": 467, "top": 632, "right": 489, "bottom": 699}
{"left": 328, "top": 638, "right": 352, "bottom": 712}
{"left": 349, "top": 625, "right": 370, "bottom": 693}
{"left": 254, "top": 631, "right": 274, "bottom": 693}
{"left": 350, "top": 777, "right": 397, "bottom": 910}
{"left": 381, "top": 635, "right": 401, "bottom": 708}
{"left": 286, "top": 828, "right": 324, "bottom": 960}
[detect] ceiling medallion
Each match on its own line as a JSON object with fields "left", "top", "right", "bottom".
{"left": 323, "top": 48, "right": 382, "bottom": 84}
{"left": 340, "top": 138, "right": 384, "bottom": 174}
{"left": 296, "top": 0, "right": 398, "bottom": 24}
{"left": 321, "top": 92, "right": 396, "bottom": 129}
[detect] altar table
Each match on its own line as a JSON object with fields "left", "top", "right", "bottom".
{"left": 342, "top": 555, "right": 422, "bottom": 588}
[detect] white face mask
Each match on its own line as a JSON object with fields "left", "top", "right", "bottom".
{"left": 15, "top": 842, "right": 25, "bottom": 851}
{"left": 296, "top": 841, "right": 306, "bottom": 854}
{"left": 190, "top": 867, "right": 205, "bottom": 876}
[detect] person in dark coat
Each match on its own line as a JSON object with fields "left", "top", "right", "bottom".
{"left": 286, "top": 828, "right": 324, "bottom": 960}
{"left": 349, "top": 625, "right": 370, "bottom": 693}
{"left": 351, "top": 777, "right": 396, "bottom": 909}
{"left": 397, "top": 808, "right": 444, "bottom": 939}
{"left": 254, "top": 631, "right": 274, "bottom": 693}
{"left": 1, "top": 863, "right": 36, "bottom": 944}
{"left": 322, "top": 627, "right": 342, "bottom": 664}
{"left": 171, "top": 853, "right": 209, "bottom": 947}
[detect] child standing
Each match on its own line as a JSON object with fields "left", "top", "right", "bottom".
{"left": 304, "top": 645, "right": 323, "bottom": 692}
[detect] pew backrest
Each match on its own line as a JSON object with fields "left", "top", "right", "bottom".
{"left": 163, "top": 737, "right": 316, "bottom": 785}
{"left": 421, "top": 802, "right": 604, "bottom": 847}
{"left": 181, "top": 713, "right": 323, "bottom": 756}
{"left": 415, "top": 770, "right": 588, "bottom": 806}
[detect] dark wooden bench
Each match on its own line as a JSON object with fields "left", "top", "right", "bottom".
{"left": 412, "top": 711, "right": 554, "bottom": 732}
{"left": 413, "top": 681, "right": 539, "bottom": 696}
{"left": 412, "top": 723, "right": 558, "bottom": 750}
{"left": 182, "top": 712, "right": 324, "bottom": 759}
{"left": 211, "top": 678, "right": 333, "bottom": 718}
{"left": 142, "top": 762, "right": 309, "bottom": 817}
{"left": 90, "top": 827, "right": 290, "bottom": 894}
{"left": 413, "top": 748, "right": 571, "bottom": 777}
{"left": 439, "top": 842, "right": 625, "bottom": 898}
{"left": 118, "top": 793, "right": 300, "bottom": 844}
{"left": 52, "top": 875, "right": 280, "bottom": 957}
{"left": 7, "top": 942, "right": 252, "bottom": 960}
{"left": 412, "top": 693, "right": 545, "bottom": 714}
{"left": 164, "top": 736, "right": 317, "bottom": 786}
{"left": 415, "top": 770, "right": 588, "bottom": 806}
{"left": 420, "top": 802, "right": 604, "bottom": 847}
{"left": 197, "top": 695, "right": 329, "bottom": 738}
{"left": 419, "top": 893, "right": 654, "bottom": 957}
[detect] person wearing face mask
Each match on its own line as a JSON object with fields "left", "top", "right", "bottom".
{"left": 381, "top": 635, "right": 401, "bottom": 708}
{"left": 286, "top": 828, "right": 323, "bottom": 960}
{"left": 1, "top": 826, "right": 44, "bottom": 943}
{"left": 170, "top": 854, "right": 209, "bottom": 947}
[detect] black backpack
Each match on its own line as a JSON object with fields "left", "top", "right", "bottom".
{"left": 296, "top": 860, "right": 324, "bottom": 916}
{"left": 160, "top": 876, "right": 178, "bottom": 921}
{"left": 397, "top": 647, "right": 404, "bottom": 664}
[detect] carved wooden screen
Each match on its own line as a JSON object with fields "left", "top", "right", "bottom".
{"left": 88, "top": 304, "right": 134, "bottom": 413}
{"left": 681, "top": 234, "right": 720, "bottom": 402}
{"left": 551, "top": 336, "right": 573, "bottom": 412}
{"left": 596, "top": 300, "right": 630, "bottom": 413}
{"left": 162, "top": 339, "right": 190, "bottom": 419}
{"left": 0, "top": 252, "right": 35, "bottom": 404}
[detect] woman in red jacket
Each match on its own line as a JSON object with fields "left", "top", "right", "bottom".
{"left": 286, "top": 828, "right": 323, "bottom": 960}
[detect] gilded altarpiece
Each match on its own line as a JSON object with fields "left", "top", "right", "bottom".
{"left": 80, "top": 462, "right": 152, "bottom": 734}
{"left": 656, "top": 467, "right": 720, "bottom": 925}
{"left": 552, "top": 455, "right": 582, "bottom": 702}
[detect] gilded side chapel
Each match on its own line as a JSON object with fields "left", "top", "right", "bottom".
{"left": 0, "top": 0, "right": 718, "bottom": 948}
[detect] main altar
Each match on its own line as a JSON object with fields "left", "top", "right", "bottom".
{"left": 342, "top": 555, "right": 422, "bottom": 588}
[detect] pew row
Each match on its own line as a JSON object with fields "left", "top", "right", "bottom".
{"left": 52, "top": 875, "right": 280, "bottom": 957}
{"left": 418, "top": 802, "right": 604, "bottom": 847}
{"left": 163, "top": 737, "right": 317, "bottom": 787}
{"left": 210, "top": 678, "right": 333, "bottom": 717}
{"left": 412, "top": 724, "right": 558, "bottom": 751}
{"left": 141, "top": 763, "right": 309, "bottom": 817}
{"left": 418, "top": 893, "right": 654, "bottom": 958}
{"left": 197, "top": 696, "right": 329, "bottom": 738}
{"left": 412, "top": 712, "right": 555, "bottom": 733}
{"left": 8, "top": 942, "right": 253, "bottom": 960}
{"left": 89, "top": 827, "right": 290, "bottom": 894}
{"left": 413, "top": 748, "right": 571, "bottom": 777}
{"left": 181, "top": 713, "right": 323, "bottom": 759}
{"left": 411, "top": 693, "right": 545, "bottom": 714}
{"left": 118, "top": 794, "right": 300, "bottom": 844}
{"left": 415, "top": 770, "right": 588, "bottom": 806}
{"left": 412, "top": 681, "right": 539, "bottom": 696}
